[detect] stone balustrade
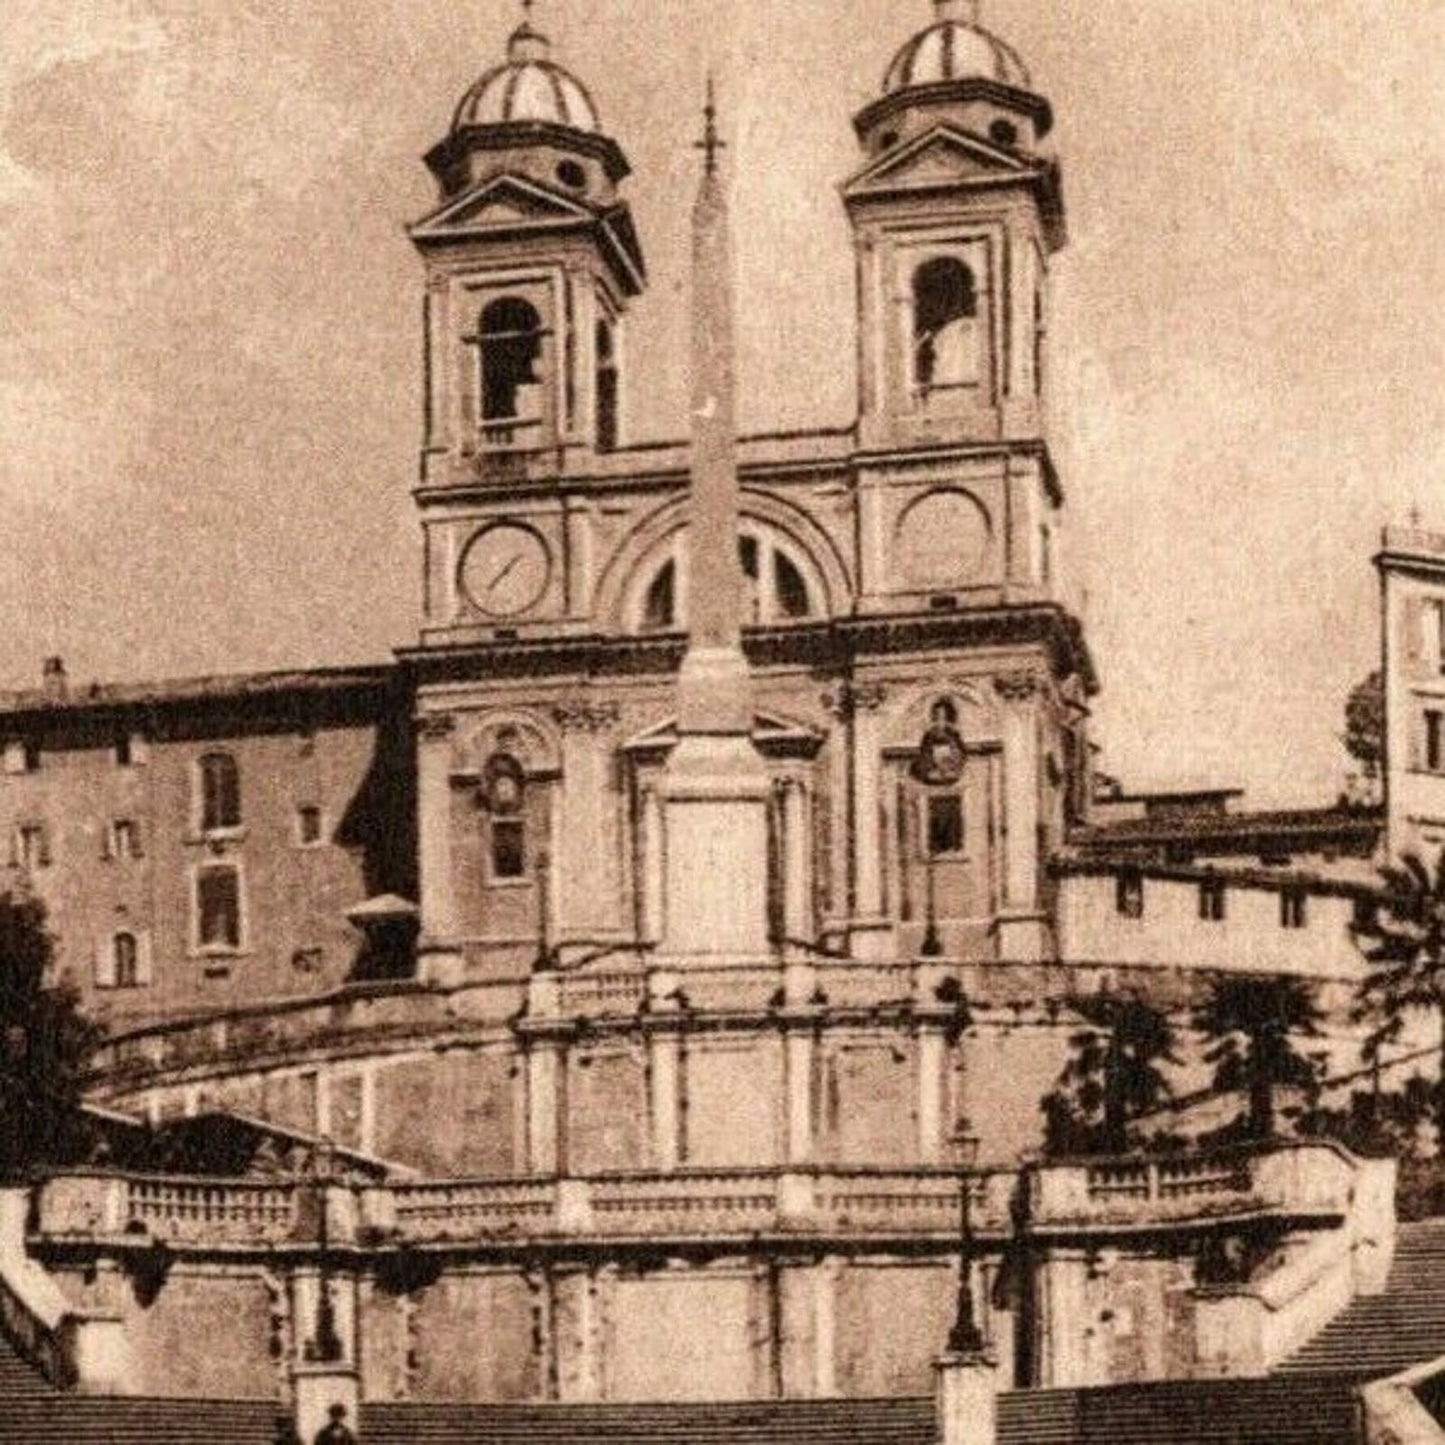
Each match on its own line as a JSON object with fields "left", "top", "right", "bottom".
{"left": 1028, "top": 1141, "right": 1354, "bottom": 1232}
{"left": 30, "top": 1144, "right": 1364, "bottom": 1257}
{"left": 38, "top": 1171, "right": 300, "bottom": 1247}
{"left": 34, "top": 1166, "right": 1017, "bottom": 1252}
{"left": 84, "top": 957, "right": 1284, "bottom": 1095}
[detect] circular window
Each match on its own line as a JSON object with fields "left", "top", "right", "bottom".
{"left": 879, "top": 129, "right": 900, "bottom": 151}
{"left": 557, "top": 160, "right": 586, "bottom": 190}
{"left": 989, "top": 119, "right": 1019, "bottom": 147}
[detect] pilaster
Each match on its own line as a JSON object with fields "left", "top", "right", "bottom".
{"left": 551, "top": 701, "right": 621, "bottom": 949}
{"left": 994, "top": 673, "right": 1048, "bottom": 961}
{"left": 415, "top": 713, "right": 464, "bottom": 987}
{"left": 842, "top": 682, "right": 894, "bottom": 959}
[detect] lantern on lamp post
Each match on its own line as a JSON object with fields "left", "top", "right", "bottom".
{"left": 947, "top": 1123, "right": 986, "bottom": 1357}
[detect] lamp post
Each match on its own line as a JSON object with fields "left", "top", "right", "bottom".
{"left": 309, "top": 1137, "right": 344, "bottom": 1365}
{"left": 947, "top": 1123, "right": 986, "bottom": 1357}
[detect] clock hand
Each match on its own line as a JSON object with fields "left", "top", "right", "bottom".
{"left": 487, "top": 554, "right": 523, "bottom": 593}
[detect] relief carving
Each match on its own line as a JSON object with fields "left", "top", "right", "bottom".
{"left": 993, "top": 672, "right": 1043, "bottom": 703}
{"left": 551, "top": 700, "right": 622, "bottom": 734}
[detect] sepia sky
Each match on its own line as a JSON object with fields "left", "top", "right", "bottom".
{"left": 0, "top": 0, "right": 1442, "bottom": 806}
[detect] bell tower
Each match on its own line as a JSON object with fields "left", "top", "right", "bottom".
{"left": 844, "top": 0, "right": 1064, "bottom": 454}
{"left": 409, "top": 8, "right": 647, "bottom": 643}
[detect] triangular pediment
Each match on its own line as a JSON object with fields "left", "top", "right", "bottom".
{"left": 844, "top": 124, "right": 1038, "bottom": 198}
{"left": 623, "top": 709, "right": 825, "bottom": 759}
{"left": 410, "top": 173, "right": 596, "bottom": 241}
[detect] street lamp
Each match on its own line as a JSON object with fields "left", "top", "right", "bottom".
{"left": 947, "top": 1123, "right": 986, "bottom": 1357}
{"left": 308, "top": 1136, "right": 344, "bottom": 1365}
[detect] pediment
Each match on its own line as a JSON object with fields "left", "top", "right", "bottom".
{"left": 624, "top": 709, "right": 825, "bottom": 759}
{"left": 410, "top": 174, "right": 595, "bottom": 241}
{"left": 844, "top": 125, "right": 1038, "bottom": 198}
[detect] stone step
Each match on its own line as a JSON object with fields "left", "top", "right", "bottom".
{"left": 998, "top": 1376, "right": 1360, "bottom": 1444}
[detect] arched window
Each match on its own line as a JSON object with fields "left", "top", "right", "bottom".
{"left": 596, "top": 320, "right": 619, "bottom": 452}
{"left": 913, "top": 257, "right": 979, "bottom": 393}
{"left": 198, "top": 752, "right": 240, "bottom": 832}
{"left": 479, "top": 297, "right": 544, "bottom": 422}
{"left": 483, "top": 753, "right": 528, "bottom": 881}
{"left": 775, "top": 552, "right": 811, "bottom": 620}
{"left": 634, "top": 529, "right": 819, "bottom": 633}
{"left": 643, "top": 560, "right": 677, "bottom": 632}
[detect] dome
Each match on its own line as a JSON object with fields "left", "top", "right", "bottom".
{"left": 452, "top": 22, "right": 601, "bottom": 134}
{"left": 884, "top": 0, "right": 1031, "bottom": 94}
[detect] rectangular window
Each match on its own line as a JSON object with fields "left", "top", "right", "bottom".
{"left": 1280, "top": 888, "right": 1307, "bottom": 930}
{"left": 1352, "top": 894, "right": 1378, "bottom": 933}
{"left": 114, "top": 734, "right": 132, "bottom": 767}
{"left": 196, "top": 865, "right": 242, "bottom": 950}
{"left": 296, "top": 805, "right": 323, "bottom": 846}
{"left": 926, "top": 794, "right": 964, "bottom": 857}
{"left": 10, "top": 739, "right": 42, "bottom": 773}
{"left": 108, "top": 819, "right": 143, "bottom": 860}
{"left": 114, "top": 932, "right": 139, "bottom": 988}
{"left": 1427, "top": 710, "right": 1444, "bottom": 774}
{"left": 15, "top": 823, "right": 50, "bottom": 871}
{"left": 198, "top": 753, "right": 241, "bottom": 832}
{"left": 1425, "top": 599, "right": 1445, "bottom": 674}
{"left": 1115, "top": 871, "right": 1144, "bottom": 919}
{"left": 490, "top": 818, "right": 527, "bottom": 881}
{"left": 1198, "top": 878, "right": 1227, "bottom": 923}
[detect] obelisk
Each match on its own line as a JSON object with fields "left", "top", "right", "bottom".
{"left": 660, "top": 83, "right": 771, "bottom": 958}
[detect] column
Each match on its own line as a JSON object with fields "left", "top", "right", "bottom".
{"left": 416, "top": 713, "right": 464, "bottom": 987}
{"left": 848, "top": 683, "right": 893, "bottom": 960}
{"left": 995, "top": 674, "right": 1047, "bottom": 962}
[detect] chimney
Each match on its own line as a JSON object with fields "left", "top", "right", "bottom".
{"left": 42, "top": 657, "right": 67, "bottom": 702}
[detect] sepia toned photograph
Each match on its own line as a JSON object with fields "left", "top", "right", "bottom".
{"left": 0, "top": 1, "right": 1442, "bottom": 1441}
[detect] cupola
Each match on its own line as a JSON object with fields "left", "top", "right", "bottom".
{"left": 855, "top": 0, "right": 1052, "bottom": 156}
{"left": 424, "top": 12, "right": 631, "bottom": 207}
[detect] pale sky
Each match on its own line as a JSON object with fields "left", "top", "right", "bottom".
{"left": 0, "top": 0, "right": 1441, "bottom": 806}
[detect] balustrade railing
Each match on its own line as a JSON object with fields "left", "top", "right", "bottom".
{"left": 30, "top": 1143, "right": 1358, "bottom": 1253}
{"left": 124, "top": 1176, "right": 298, "bottom": 1245}
{"left": 0, "top": 1264, "right": 72, "bottom": 1388}
{"left": 1032, "top": 1142, "right": 1351, "bottom": 1229}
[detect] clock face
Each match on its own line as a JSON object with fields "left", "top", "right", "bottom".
{"left": 459, "top": 523, "right": 551, "bottom": 619}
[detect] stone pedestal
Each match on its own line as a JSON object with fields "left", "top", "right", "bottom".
{"left": 660, "top": 728, "right": 770, "bottom": 958}
{"left": 935, "top": 1350, "right": 999, "bottom": 1445}
{"left": 65, "top": 1310, "right": 137, "bottom": 1396}
{"left": 293, "top": 1361, "right": 360, "bottom": 1444}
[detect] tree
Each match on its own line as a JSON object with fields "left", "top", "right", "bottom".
{"left": 0, "top": 891, "right": 101, "bottom": 1179}
{"left": 1343, "top": 669, "right": 1385, "bottom": 779}
{"left": 1352, "top": 851, "right": 1445, "bottom": 1139}
{"left": 1042, "top": 993, "right": 1179, "bottom": 1157}
{"left": 1195, "top": 975, "right": 1323, "bottom": 1141}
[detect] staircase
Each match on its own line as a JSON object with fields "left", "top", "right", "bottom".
{"left": 362, "top": 1397, "right": 937, "bottom": 1445}
{"left": 997, "top": 1376, "right": 1362, "bottom": 1444}
{"left": 1276, "top": 1218, "right": 1445, "bottom": 1380}
{"left": 0, "top": 1324, "right": 281, "bottom": 1445}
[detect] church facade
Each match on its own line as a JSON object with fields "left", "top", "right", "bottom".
{"left": 0, "top": 1, "right": 1442, "bottom": 1425}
